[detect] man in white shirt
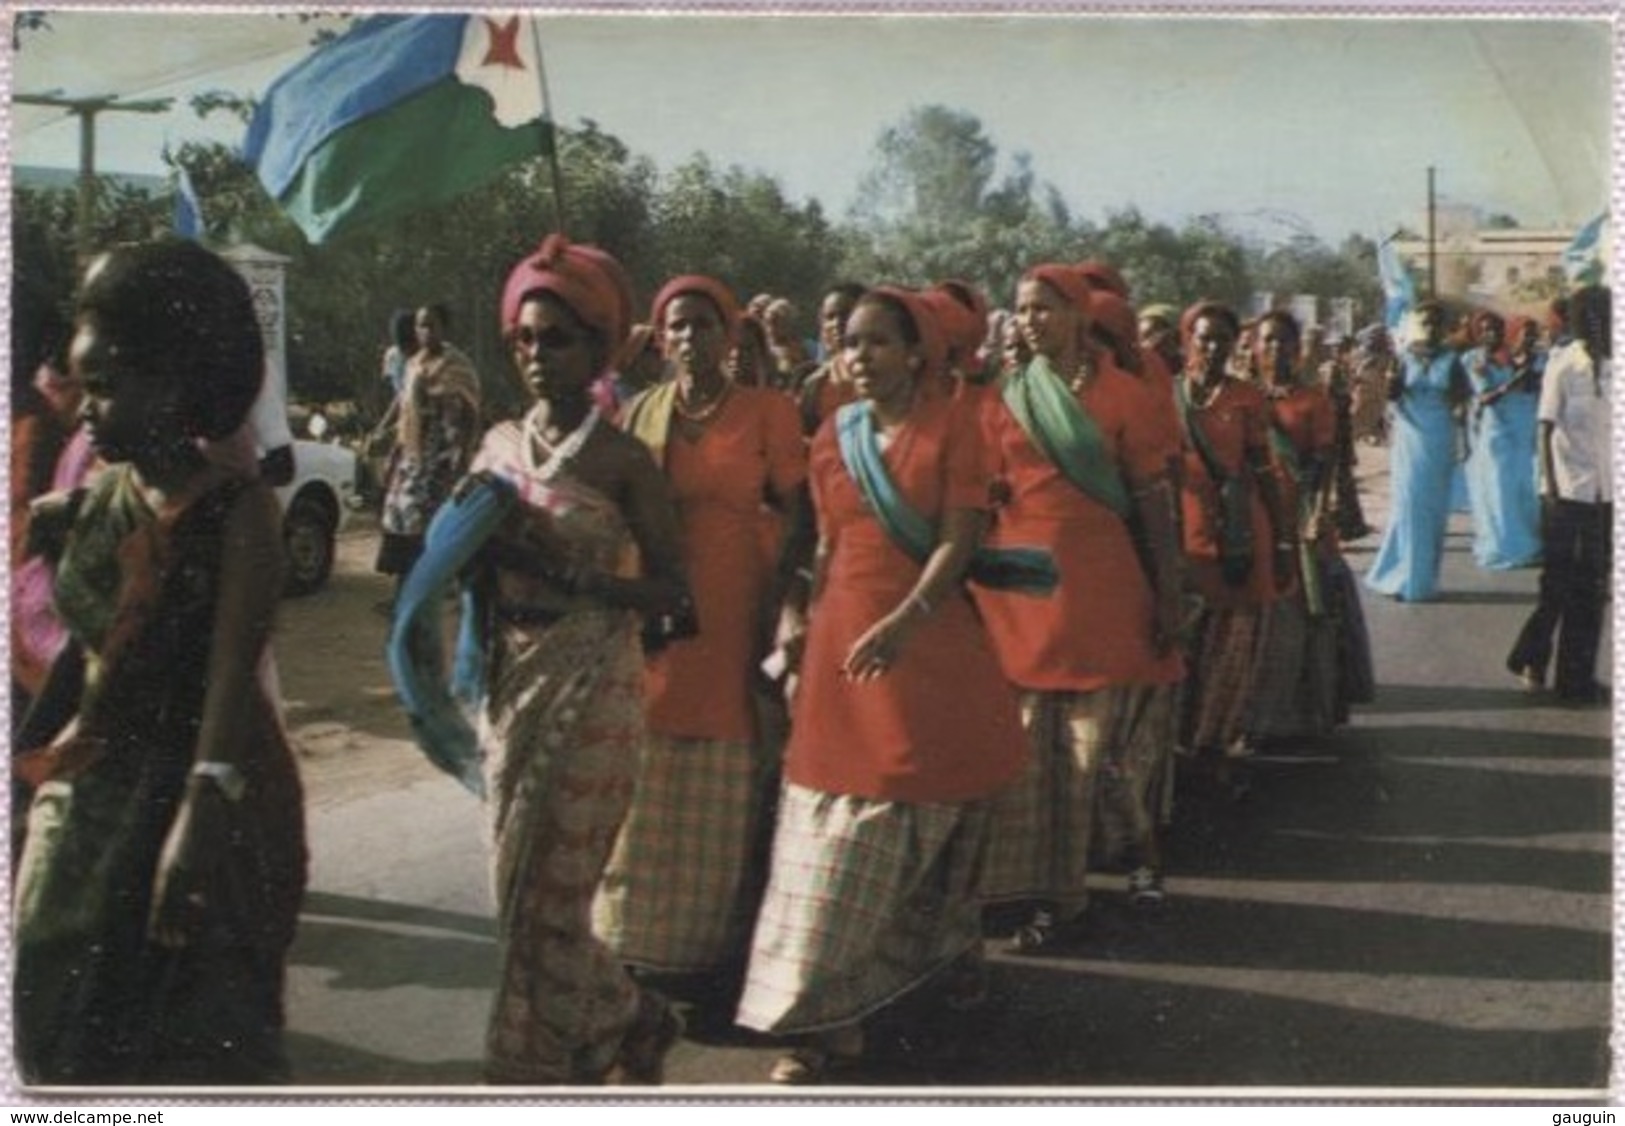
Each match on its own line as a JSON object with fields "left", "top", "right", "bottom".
{"left": 1506, "top": 284, "right": 1613, "bottom": 704}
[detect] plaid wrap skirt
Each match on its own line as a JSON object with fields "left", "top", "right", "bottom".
{"left": 592, "top": 734, "right": 774, "bottom": 974}
{"left": 735, "top": 783, "right": 989, "bottom": 1035}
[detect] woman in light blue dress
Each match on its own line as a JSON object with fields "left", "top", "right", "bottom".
{"left": 1462, "top": 311, "right": 1542, "bottom": 570}
{"left": 1364, "top": 302, "right": 1470, "bottom": 601}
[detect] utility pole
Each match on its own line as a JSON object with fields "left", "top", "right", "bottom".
{"left": 1426, "top": 165, "right": 1438, "bottom": 299}
{"left": 15, "top": 91, "right": 174, "bottom": 267}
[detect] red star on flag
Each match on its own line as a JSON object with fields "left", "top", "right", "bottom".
{"left": 481, "top": 16, "right": 525, "bottom": 70}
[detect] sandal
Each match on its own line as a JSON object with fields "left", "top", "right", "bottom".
{"left": 1008, "top": 907, "right": 1062, "bottom": 954}
{"left": 1127, "top": 866, "right": 1165, "bottom": 907}
{"left": 605, "top": 988, "right": 684, "bottom": 1085}
{"left": 768, "top": 1026, "right": 863, "bottom": 1086}
{"left": 769, "top": 1046, "right": 830, "bottom": 1085}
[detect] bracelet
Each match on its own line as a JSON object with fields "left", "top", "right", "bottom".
{"left": 189, "top": 760, "right": 247, "bottom": 803}
{"left": 906, "top": 591, "right": 934, "bottom": 618}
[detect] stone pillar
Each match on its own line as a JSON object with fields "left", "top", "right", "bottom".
{"left": 220, "top": 242, "right": 295, "bottom": 465}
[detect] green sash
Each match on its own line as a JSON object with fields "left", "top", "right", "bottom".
{"left": 1266, "top": 419, "right": 1325, "bottom": 616}
{"left": 999, "top": 355, "right": 1131, "bottom": 517}
{"left": 621, "top": 380, "right": 678, "bottom": 467}
{"left": 834, "top": 401, "right": 1057, "bottom": 595}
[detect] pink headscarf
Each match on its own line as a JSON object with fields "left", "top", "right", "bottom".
{"left": 651, "top": 275, "right": 743, "bottom": 345}
{"left": 501, "top": 234, "right": 635, "bottom": 371}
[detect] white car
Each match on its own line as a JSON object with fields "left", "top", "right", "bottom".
{"left": 275, "top": 438, "right": 361, "bottom": 596}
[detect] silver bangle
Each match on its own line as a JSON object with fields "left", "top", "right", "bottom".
{"left": 190, "top": 761, "right": 248, "bottom": 802}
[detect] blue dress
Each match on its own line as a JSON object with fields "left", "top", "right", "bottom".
{"left": 1365, "top": 348, "right": 1462, "bottom": 601}
{"left": 1462, "top": 347, "right": 1542, "bottom": 570}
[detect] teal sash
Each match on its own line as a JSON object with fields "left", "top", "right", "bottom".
{"left": 999, "top": 356, "right": 1131, "bottom": 517}
{"left": 387, "top": 472, "right": 518, "bottom": 796}
{"left": 834, "top": 401, "right": 1057, "bottom": 594}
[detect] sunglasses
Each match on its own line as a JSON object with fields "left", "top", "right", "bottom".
{"left": 512, "top": 325, "right": 586, "bottom": 351}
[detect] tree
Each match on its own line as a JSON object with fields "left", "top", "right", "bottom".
{"left": 842, "top": 106, "right": 1084, "bottom": 302}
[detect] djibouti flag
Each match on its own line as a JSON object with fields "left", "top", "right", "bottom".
{"left": 244, "top": 14, "right": 551, "bottom": 244}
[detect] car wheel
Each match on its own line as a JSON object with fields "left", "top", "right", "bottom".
{"left": 283, "top": 492, "right": 337, "bottom": 596}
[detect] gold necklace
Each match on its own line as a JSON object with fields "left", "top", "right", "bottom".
{"left": 674, "top": 377, "right": 731, "bottom": 423}
{"left": 1065, "top": 354, "right": 1097, "bottom": 394}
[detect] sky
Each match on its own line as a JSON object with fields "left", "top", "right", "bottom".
{"left": 8, "top": 5, "right": 1615, "bottom": 246}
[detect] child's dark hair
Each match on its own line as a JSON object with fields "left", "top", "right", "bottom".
{"left": 77, "top": 238, "right": 264, "bottom": 441}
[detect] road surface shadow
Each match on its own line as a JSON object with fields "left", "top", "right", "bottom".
{"left": 852, "top": 958, "right": 1610, "bottom": 1090}
{"left": 285, "top": 1031, "right": 483, "bottom": 1087}
{"left": 299, "top": 890, "right": 495, "bottom": 938}
{"left": 1355, "top": 684, "right": 1600, "bottom": 715}
{"left": 288, "top": 917, "right": 495, "bottom": 992}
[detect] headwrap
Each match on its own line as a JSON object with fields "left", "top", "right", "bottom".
{"left": 1075, "top": 259, "right": 1130, "bottom": 299}
{"left": 1088, "top": 290, "right": 1140, "bottom": 355}
{"left": 1021, "top": 264, "right": 1093, "bottom": 321}
{"left": 1139, "top": 303, "right": 1178, "bottom": 329}
{"left": 921, "top": 284, "right": 985, "bottom": 369}
{"left": 861, "top": 286, "right": 948, "bottom": 382}
{"left": 500, "top": 234, "right": 635, "bottom": 372}
{"left": 616, "top": 322, "right": 657, "bottom": 372}
{"left": 652, "top": 275, "right": 743, "bottom": 344}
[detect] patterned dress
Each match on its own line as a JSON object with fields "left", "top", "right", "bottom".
{"left": 468, "top": 423, "right": 649, "bottom": 1084}
{"left": 14, "top": 466, "right": 306, "bottom": 1085}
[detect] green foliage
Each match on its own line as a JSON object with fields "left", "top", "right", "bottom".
{"left": 11, "top": 97, "right": 1394, "bottom": 419}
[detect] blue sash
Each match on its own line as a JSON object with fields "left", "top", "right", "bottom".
{"left": 834, "top": 401, "right": 1057, "bottom": 594}
{"left": 386, "top": 473, "right": 518, "bottom": 797}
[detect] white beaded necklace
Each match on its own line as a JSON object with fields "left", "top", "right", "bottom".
{"left": 522, "top": 405, "right": 600, "bottom": 482}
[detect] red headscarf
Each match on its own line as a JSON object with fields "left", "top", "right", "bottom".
{"left": 651, "top": 275, "right": 743, "bottom": 344}
{"left": 1088, "top": 290, "right": 1143, "bottom": 372}
{"left": 1075, "top": 259, "right": 1130, "bottom": 300}
{"left": 501, "top": 234, "right": 635, "bottom": 371}
{"left": 1021, "top": 264, "right": 1093, "bottom": 321}
{"left": 861, "top": 286, "right": 948, "bottom": 383}
{"left": 921, "top": 284, "right": 985, "bottom": 370}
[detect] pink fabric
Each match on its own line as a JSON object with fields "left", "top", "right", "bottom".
{"left": 501, "top": 235, "right": 635, "bottom": 368}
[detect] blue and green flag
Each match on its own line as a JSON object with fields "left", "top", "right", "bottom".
{"left": 243, "top": 14, "right": 552, "bottom": 244}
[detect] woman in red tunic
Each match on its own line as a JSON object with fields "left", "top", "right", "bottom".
{"left": 1242, "top": 310, "right": 1342, "bottom": 743}
{"left": 1175, "top": 302, "right": 1296, "bottom": 789}
{"left": 598, "top": 275, "right": 809, "bottom": 1006}
{"left": 973, "top": 264, "right": 1186, "bottom": 951}
{"left": 736, "top": 288, "right": 1026, "bottom": 1085}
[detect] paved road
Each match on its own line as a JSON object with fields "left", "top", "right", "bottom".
{"left": 279, "top": 442, "right": 1614, "bottom": 1096}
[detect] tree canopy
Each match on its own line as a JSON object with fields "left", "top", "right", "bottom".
{"left": 14, "top": 100, "right": 1387, "bottom": 414}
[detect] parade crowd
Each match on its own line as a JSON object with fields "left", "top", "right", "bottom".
{"left": 6, "top": 233, "right": 1611, "bottom": 1089}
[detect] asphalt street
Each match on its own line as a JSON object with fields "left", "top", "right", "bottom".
{"left": 276, "top": 442, "right": 1615, "bottom": 1099}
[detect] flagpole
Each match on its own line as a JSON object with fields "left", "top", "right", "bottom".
{"left": 528, "top": 16, "right": 568, "bottom": 235}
